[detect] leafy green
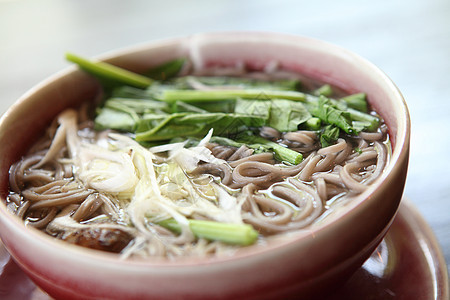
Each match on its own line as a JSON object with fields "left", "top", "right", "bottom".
{"left": 309, "top": 96, "right": 355, "bottom": 134}
{"left": 135, "top": 112, "right": 265, "bottom": 142}
{"left": 143, "top": 58, "right": 186, "bottom": 81}
{"left": 234, "top": 98, "right": 311, "bottom": 132}
{"left": 111, "top": 86, "right": 154, "bottom": 99}
{"left": 209, "top": 136, "right": 246, "bottom": 148}
{"left": 268, "top": 99, "right": 311, "bottom": 132}
{"left": 313, "top": 84, "right": 333, "bottom": 97}
{"left": 94, "top": 97, "right": 171, "bottom": 131}
{"left": 241, "top": 135, "right": 303, "bottom": 165}
{"left": 306, "top": 94, "right": 379, "bottom": 134}
{"left": 211, "top": 134, "right": 302, "bottom": 165}
{"left": 320, "top": 125, "right": 340, "bottom": 147}
{"left": 340, "top": 93, "right": 368, "bottom": 112}
{"left": 347, "top": 108, "right": 380, "bottom": 132}
{"left": 103, "top": 100, "right": 140, "bottom": 123}
{"left": 188, "top": 100, "right": 236, "bottom": 113}
{"left": 95, "top": 108, "right": 137, "bottom": 132}
{"left": 81, "top": 64, "right": 379, "bottom": 151}
{"left": 172, "top": 101, "right": 209, "bottom": 113}
{"left": 234, "top": 98, "right": 271, "bottom": 121}
{"left": 105, "top": 98, "right": 169, "bottom": 114}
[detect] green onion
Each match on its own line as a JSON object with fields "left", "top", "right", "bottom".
{"left": 172, "top": 76, "right": 301, "bottom": 91}
{"left": 347, "top": 108, "right": 380, "bottom": 132}
{"left": 313, "top": 84, "right": 333, "bottom": 97}
{"left": 157, "top": 89, "right": 306, "bottom": 102}
{"left": 158, "top": 219, "right": 259, "bottom": 246}
{"left": 66, "top": 52, "right": 153, "bottom": 89}
{"left": 303, "top": 117, "right": 322, "bottom": 131}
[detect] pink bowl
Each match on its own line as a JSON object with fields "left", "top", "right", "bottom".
{"left": 0, "top": 32, "right": 410, "bottom": 300}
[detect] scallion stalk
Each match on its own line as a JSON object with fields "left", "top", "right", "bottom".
{"left": 304, "top": 117, "right": 322, "bottom": 130}
{"left": 158, "top": 219, "right": 259, "bottom": 246}
{"left": 158, "top": 89, "right": 306, "bottom": 102}
{"left": 347, "top": 108, "right": 380, "bottom": 132}
{"left": 313, "top": 84, "right": 333, "bottom": 97}
{"left": 66, "top": 52, "right": 153, "bottom": 89}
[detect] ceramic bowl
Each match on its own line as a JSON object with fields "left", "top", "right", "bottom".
{"left": 0, "top": 32, "right": 410, "bottom": 300}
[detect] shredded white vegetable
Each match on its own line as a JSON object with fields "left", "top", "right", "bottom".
{"left": 77, "top": 144, "right": 138, "bottom": 194}
{"left": 108, "top": 133, "right": 193, "bottom": 241}
{"left": 69, "top": 129, "right": 244, "bottom": 250}
{"left": 150, "top": 129, "right": 227, "bottom": 172}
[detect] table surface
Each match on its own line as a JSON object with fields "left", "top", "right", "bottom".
{"left": 0, "top": 0, "right": 449, "bottom": 274}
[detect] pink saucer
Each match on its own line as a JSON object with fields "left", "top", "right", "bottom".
{"left": 0, "top": 200, "right": 447, "bottom": 300}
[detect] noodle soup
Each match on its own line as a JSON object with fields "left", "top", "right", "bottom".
{"left": 6, "top": 55, "right": 390, "bottom": 259}
{"left": 0, "top": 33, "right": 410, "bottom": 300}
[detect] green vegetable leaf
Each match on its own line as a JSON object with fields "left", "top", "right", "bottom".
{"left": 235, "top": 98, "right": 311, "bottom": 132}
{"left": 144, "top": 58, "right": 186, "bottom": 81}
{"left": 303, "top": 117, "right": 322, "bottom": 130}
{"left": 237, "top": 134, "right": 303, "bottom": 165}
{"left": 111, "top": 86, "right": 154, "bottom": 100}
{"left": 310, "top": 96, "right": 354, "bottom": 134}
{"left": 95, "top": 108, "right": 137, "bottom": 132}
{"left": 209, "top": 136, "right": 246, "bottom": 148}
{"left": 172, "top": 101, "right": 209, "bottom": 113}
{"left": 234, "top": 98, "right": 271, "bottom": 121}
{"left": 268, "top": 99, "right": 311, "bottom": 132}
{"left": 347, "top": 108, "right": 380, "bottom": 132}
{"left": 320, "top": 125, "right": 340, "bottom": 147}
{"left": 135, "top": 113, "right": 266, "bottom": 142}
{"left": 340, "top": 93, "right": 368, "bottom": 112}
{"left": 188, "top": 100, "right": 236, "bottom": 113}
{"left": 313, "top": 84, "right": 333, "bottom": 97}
{"left": 105, "top": 98, "right": 169, "bottom": 114}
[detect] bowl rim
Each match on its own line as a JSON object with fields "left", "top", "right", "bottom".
{"left": 0, "top": 31, "right": 411, "bottom": 268}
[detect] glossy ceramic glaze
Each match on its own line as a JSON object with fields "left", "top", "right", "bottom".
{"left": 0, "top": 32, "right": 410, "bottom": 299}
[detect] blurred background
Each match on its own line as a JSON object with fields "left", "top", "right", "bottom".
{"left": 1, "top": 0, "right": 449, "bottom": 283}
